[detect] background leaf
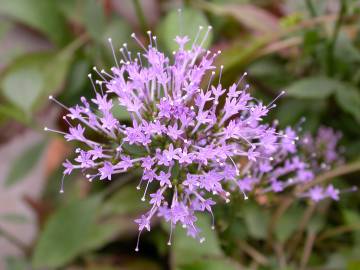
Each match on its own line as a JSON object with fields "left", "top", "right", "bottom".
{"left": 172, "top": 215, "right": 223, "bottom": 267}
{"left": 177, "top": 258, "right": 239, "bottom": 270}
{"left": 335, "top": 84, "right": 360, "bottom": 124}
{"left": 1, "top": 53, "right": 50, "bottom": 114}
{"left": 4, "top": 140, "right": 46, "bottom": 187}
{"left": 32, "top": 196, "right": 101, "bottom": 269}
{"left": 275, "top": 205, "right": 303, "bottom": 242}
{"left": 101, "top": 183, "right": 148, "bottom": 216}
{"left": 0, "top": 0, "right": 69, "bottom": 45}
{"left": 157, "top": 7, "right": 213, "bottom": 53}
{"left": 1, "top": 48, "right": 74, "bottom": 114}
{"left": 286, "top": 76, "right": 339, "bottom": 99}
{"left": 243, "top": 203, "right": 269, "bottom": 239}
{"left": 84, "top": 0, "right": 106, "bottom": 42}
{"left": 5, "top": 257, "right": 30, "bottom": 270}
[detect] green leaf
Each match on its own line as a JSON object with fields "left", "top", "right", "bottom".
{"left": 0, "top": 103, "right": 29, "bottom": 125}
{"left": 243, "top": 203, "right": 269, "bottom": 239}
{"left": 172, "top": 215, "right": 223, "bottom": 267}
{"left": 103, "top": 17, "right": 132, "bottom": 47}
{"left": 60, "top": 58, "right": 90, "bottom": 104}
{"left": 157, "top": 8, "right": 212, "bottom": 53}
{"left": 83, "top": 222, "right": 121, "bottom": 251}
{"left": 5, "top": 256, "right": 30, "bottom": 270}
{"left": 335, "top": 84, "right": 360, "bottom": 124}
{"left": 275, "top": 205, "right": 303, "bottom": 242}
{"left": 286, "top": 76, "right": 339, "bottom": 99}
{"left": 177, "top": 259, "right": 239, "bottom": 270}
{"left": 111, "top": 100, "right": 131, "bottom": 121}
{"left": 84, "top": 0, "right": 106, "bottom": 42}
{"left": 0, "top": 0, "right": 69, "bottom": 45}
{"left": 1, "top": 53, "right": 48, "bottom": 113}
{"left": 342, "top": 209, "right": 360, "bottom": 245}
{"left": 83, "top": 218, "right": 135, "bottom": 253}
{"left": 32, "top": 196, "right": 101, "bottom": 269}
{"left": 39, "top": 49, "right": 74, "bottom": 104}
{"left": 348, "top": 261, "right": 360, "bottom": 270}
{"left": 56, "top": 0, "right": 84, "bottom": 25}
{"left": 307, "top": 215, "right": 325, "bottom": 234}
{"left": 4, "top": 140, "right": 46, "bottom": 187}
{"left": 1, "top": 50, "right": 73, "bottom": 114}
{"left": 335, "top": 33, "right": 360, "bottom": 64}
{"left": 216, "top": 36, "right": 268, "bottom": 76}
{"left": 122, "top": 143, "right": 148, "bottom": 157}
{"left": 101, "top": 184, "right": 148, "bottom": 216}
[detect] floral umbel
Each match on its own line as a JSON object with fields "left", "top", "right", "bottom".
{"left": 46, "top": 26, "right": 348, "bottom": 251}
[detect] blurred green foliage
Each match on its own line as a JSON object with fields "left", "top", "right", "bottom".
{"left": 0, "top": 0, "right": 359, "bottom": 270}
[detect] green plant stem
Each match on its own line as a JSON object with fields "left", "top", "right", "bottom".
{"left": 0, "top": 225, "right": 28, "bottom": 253}
{"left": 326, "top": 0, "right": 346, "bottom": 76}
{"left": 305, "top": 0, "right": 317, "bottom": 18}
{"left": 299, "top": 231, "right": 316, "bottom": 270}
{"left": 273, "top": 242, "right": 287, "bottom": 269}
{"left": 133, "top": 0, "right": 148, "bottom": 33}
{"left": 237, "top": 240, "right": 269, "bottom": 266}
{"left": 317, "top": 223, "right": 360, "bottom": 242}
{"left": 287, "top": 203, "right": 316, "bottom": 259}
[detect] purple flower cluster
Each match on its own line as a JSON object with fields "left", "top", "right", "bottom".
{"left": 239, "top": 125, "right": 348, "bottom": 202}
{"left": 45, "top": 27, "right": 347, "bottom": 251}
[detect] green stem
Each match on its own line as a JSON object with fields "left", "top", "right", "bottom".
{"left": 317, "top": 223, "right": 360, "bottom": 241}
{"left": 305, "top": 0, "right": 317, "bottom": 17}
{"left": 326, "top": 0, "right": 346, "bottom": 76}
{"left": 299, "top": 231, "right": 316, "bottom": 270}
{"left": 133, "top": 0, "right": 148, "bottom": 33}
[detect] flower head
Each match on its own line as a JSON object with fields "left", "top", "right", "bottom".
{"left": 46, "top": 26, "right": 346, "bottom": 251}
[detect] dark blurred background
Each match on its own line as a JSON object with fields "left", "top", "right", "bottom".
{"left": 0, "top": 0, "right": 359, "bottom": 269}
